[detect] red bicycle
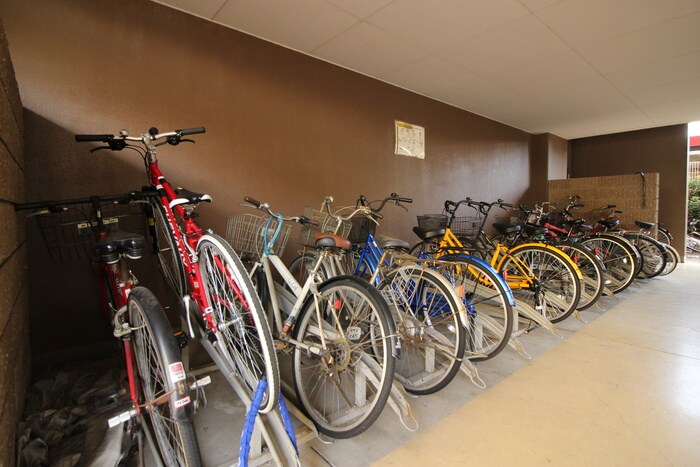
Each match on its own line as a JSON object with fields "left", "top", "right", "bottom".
{"left": 74, "top": 127, "right": 280, "bottom": 414}
{"left": 15, "top": 192, "right": 202, "bottom": 466}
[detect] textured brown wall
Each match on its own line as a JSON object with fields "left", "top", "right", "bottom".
{"left": 570, "top": 125, "right": 687, "bottom": 254}
{"left": 0, "top": 18, "right": 29, "bottom": 467}
{"left": 1, "top": 0, "right": 532, "bottom": 353}
{"left": 530, "top": 133, "right": 569, "bottom": 203}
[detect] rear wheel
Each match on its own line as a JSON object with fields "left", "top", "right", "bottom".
{"left": 623, "top": 234, "right": 667, "bottom": 279}
{"left": 658, "top": 244, "right": 679, "bottom": 276}
{"left": 580, "top": 236, "right": 636, "bottom": 294}
{"left": 292, "top": 276, "right": 394, "bottom": 439}
{"left": 379, "top": 266, "right": 465, "bottom": 395}
{"left": 128, "top": 287, "right": 202, "bottom": 467}
{"left": 498, "top": 245, "right": 581, "bottom": 323}
{"left": 555, "top": 242, "right": 604, "bottom": 310}
{"left": 197, "top": 234, "right": 279, "bottom": 414}
{"left": 434, "top": 256, "right": 514, "bottom": 362}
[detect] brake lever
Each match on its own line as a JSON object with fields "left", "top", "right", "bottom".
{"left": 180, "top": 138, "right": 195, "bottom": 144}
{"left": 90, "top": 146, "right": 111, "bottom": 153}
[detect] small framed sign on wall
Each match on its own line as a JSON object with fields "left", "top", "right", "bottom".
{"left": 395, "top": 121, "right": 425, "bottom": 159}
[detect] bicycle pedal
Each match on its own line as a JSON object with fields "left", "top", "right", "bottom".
{"left": 173, "top": 330, "right": 190, "bottom": 349}
{"left": 273, "top": 340, "right": 289, "bottom": 351}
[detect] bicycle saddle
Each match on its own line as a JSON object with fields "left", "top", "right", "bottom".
{"left": 635, "top": 220, "right": 655, "bottom": 230}
{"left": 170, "top": 187, "right": 212, "bottom": 208}
{"left": 492, "top": 223, "right": 521, "bottom": 235}
{"left": 96, "top": 230, "right": 145, "bottom": 264}
{"left": 598, "top": 218, "right": 620, "bottom": 230}
{"left": 314, "top": 233, "right": 351, "bottom": 251}
{"left": 376, "top": 235, "right": 410, "bottom": 251}
{"left": 412, "top": 226, "right": 445, "bottom": 241}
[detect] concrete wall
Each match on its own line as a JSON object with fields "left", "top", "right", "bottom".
{"left": 0, "top": 0, "right": 533, "bottom": 354}
{"left": 569, "top": 125, "right": 687, "bottom": 253}
{"left": 0, "top": 18, "right": 29, "bottom": 467}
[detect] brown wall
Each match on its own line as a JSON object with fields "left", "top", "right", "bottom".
{"left": 0, "top": 18, "right": 29, "bottom": 467}
{"left": 0, "top": 0, "right": 533, "bottom": 354}
{"left": 530, "top": 133, "right": 569, "bottom": 202}
{"left": 569, "top": 125, "right": 688, "bottom": 254}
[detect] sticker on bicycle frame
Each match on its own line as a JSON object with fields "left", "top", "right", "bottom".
{"left": 174, "top": 396, "right": 191, "bottom": 408}
{"left": 347, "top": 326, "right": 362, "bottom": 341}
{"left": 168, "top": 362, "right": 186, "bottom": 384}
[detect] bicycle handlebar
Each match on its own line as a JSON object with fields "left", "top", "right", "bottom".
{"left": 243, "top": 196, "right": 316, "bottom": 226}
{"left": 75, "top": 127, "right": 206, "bottom": 152}
{"left": 14, "top": 190, "right": 157, "bottom": 213}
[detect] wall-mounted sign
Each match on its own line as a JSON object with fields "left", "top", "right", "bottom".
{"left": 395, "top": 121, "right": 425, "bottom": 159}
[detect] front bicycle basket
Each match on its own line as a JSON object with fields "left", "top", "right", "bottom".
{"left": 348, "top": 216, "right": 377, "bottom": 244}
{"left": 32, "top": 202, "right": 148, "bottom": 264}
{"left": 417, "top": 214, "right": 448, "bottom": 231}
{"left": 451, "top": 216, "right": 483, "bottom": 239}
{"left": 298, "top": 207, "right": 351, "bottom": 247}
{"left": 226, "top": 213, "right": 291, "bottom": 258}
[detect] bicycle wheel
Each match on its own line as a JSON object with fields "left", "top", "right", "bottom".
{"left": 655, "top": 229, "right": 672, "bottom": 245}
{"left": 498, "top": 245, "right": 581, "bottom": 323}
{"left": 149, "top": 201, "right": 188, "bottom": 296}
{"left": 292, "top": 276, "right": 394, "bottom": 438}
{"left": 688, "top": 235, "right": 700, "bottom": 253}
{"left": 434, "top": 255, "right": 514, "bottom": 362}
{"left": 658, "top": 244, "right": 679, "bottom": 276}
{"left": 379, "top": 265, "right": 465, "bottom": 395}
{"left": 128, "top": 287, "right": 202, "bottom": 467}
{"left": 624, "top": 234, "right": 667, "bottom": 279}
{"left": 555, "top": 242, "right": 605, "bottom": 310}
{"left": 197, "top": 234, "right": 280, "bottom": 414}
{"left": 580, "top": 235, "right": 636, "bottom": 294}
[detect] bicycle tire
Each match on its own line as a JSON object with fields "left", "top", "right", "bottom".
{"left": 434, "top": 255, "right": 514, "bottom": 362}
{"left": 555, "top": 242, "right": 605, "bottom": 310}
{"left": 197, "top": 234, "right": 280, "bottom": 414}
{"left": 497, "top": 245, "right": 581, "bottom": 323}
{"left": 623, "top": 234, "right": 667, "bottom": 279}
{"left": 580, "top": 235, "right": 636, "bottom": 294}
{"left": 379, "top": 265, "right": 465, "bottom": 395}
{"left": 127, "top": 287, "right": 202, "bottom": 467}
{"left": 149, "top": 201, "right": 188, "bottom": 296}
{"left": 292, "top": 275, "right": 394, "bottom": 439}
{"left": 655, "top": 229, "right": 673, "bottom": 245}
{"left": 658, "top": 244, "right": 679, "bottom": 276}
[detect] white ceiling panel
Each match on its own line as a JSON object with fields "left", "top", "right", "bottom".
{"left": 152, "top": 0, "right": 700, "bottom": 139}
{"left": 365, "top": 0, "right": 530, "bottom": 53}
{"left": 213, "top": 0, "right": 359, "bottom": 52}
{"left": 324, "top": 0, "right": 394, "bottom": 19}
{"left": 605, "top": 51, "right": 700, "bottom": 93}
{"left": 313, "top": 21, "right": 429, "bottom": 77}
{"left": 576, "top": 12, "right": 700, "bottom": 74}
{"left": 535, "top": 0, "right": 700, "bottom": 49}
{"left": 438, "top": 15, "right": 570, "bottom": 77}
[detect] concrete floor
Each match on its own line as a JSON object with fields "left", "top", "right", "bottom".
{"left": 192, "top": 263, "right": 700, "bottom": 466}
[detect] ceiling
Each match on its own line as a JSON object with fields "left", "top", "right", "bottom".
{"left": 152, "top": 0, "right": 700, "bottom": 140}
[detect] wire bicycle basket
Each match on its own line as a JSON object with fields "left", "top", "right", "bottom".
{"left": 348, "top": 216, "right": 377, "bottom": 244}
{"left": 298, "top": 207, "right": 351, "bottom": 247}
{"left": 416, "top": 214, "right": 448, "bottom": 231}
{"left": 226, "top": 213, "right": 291, "bottom": 258}
{"left": 450, "top": 216, "right": 484, "bottom": 239}
{"left": 31, "top": 202, "right": 148, "bottom": 264}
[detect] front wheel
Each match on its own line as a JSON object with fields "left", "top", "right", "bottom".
{"left": 197, "top": 234, "right": 280, "bottom": 414}
{"left": 128, "top": 287, "right": 202, "bottom": 467}
{"left": 292, "top": 276, "right": 394, "bottom": 439}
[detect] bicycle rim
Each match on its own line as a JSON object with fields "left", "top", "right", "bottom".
{"left": 500, "top": 246, "right": 581, "bottom": 323}
{"left": 128, "top": 287, "right": 202, "bottom": 466}
{"left": 556, "top": 243, "right": 604, "bottom": 310}
{"left": 434, "top": 256, "right": 514, "bottom": 361}
{"left": 292, "top": 276, "right": 394, "bottom": 438}
{"left": 380, "top": 266, "right": 465, "bottom": 395}
{"left": 581, "top": 236, "right": 636, "bottom": 293}
{"left": 197, "top": 234, "right": 280, "bottom": 414}
{"left": 151, "top": 201, "right": 188, "bottom": 296}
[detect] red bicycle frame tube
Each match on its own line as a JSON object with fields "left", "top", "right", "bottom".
{"left": 147, "top": 161, "right": 217, "bottom": 331}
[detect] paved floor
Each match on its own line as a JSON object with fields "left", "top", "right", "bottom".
{"left": 193, "top": 263, "right": 700, "bottom": 466}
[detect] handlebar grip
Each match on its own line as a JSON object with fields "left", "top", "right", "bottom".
{"left": 177, "top": 127, "right": 206, "bottom": 136}
{"left": 75, "top": 134, "right": 114, "bottom": 142}
{"left": 606, "top": 204, "right": 616, "bottom": 209}
{"left": 574, "top": 203, "right": 584, "bottom": 208}
{"left": 244, "top": 196, "right": 262, "bottom": 207}
{"left": 501, "top": 202, "right": 513, "bottom": 208}
{"left": 399, "top": 197, "right": 413, "bottom": 203}
{"left": 372, "top": 211, "right": 384, "bottom": 220}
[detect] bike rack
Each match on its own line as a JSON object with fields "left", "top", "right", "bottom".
{"left": 185, "top": 320, "right": 303, "bottom": 467}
